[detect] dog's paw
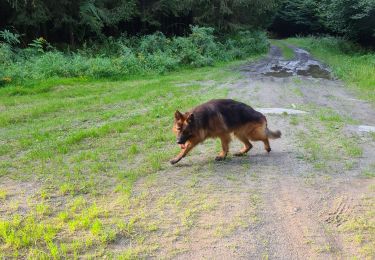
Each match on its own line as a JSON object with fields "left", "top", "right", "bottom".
{"left": 266, "top": 148, "right": 271, "bottom": 153}
{"left": 170, "top": 158, "right": 180, "bottom": 165}
{"left": 215, "top": 156, "right": 226, "bottom": 161}
{"left": 233, "top": 152, "right": 246, "bottom": 157}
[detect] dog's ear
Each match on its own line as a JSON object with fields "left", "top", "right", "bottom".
{"left": 175, "top": 110, "right": 184, "bottom": 120}
{"left": 186, "top": 113, "right": 194, "bottom": 124}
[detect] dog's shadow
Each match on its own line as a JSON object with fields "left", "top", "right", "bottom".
{"left": 172, "top": 150, "right": 292, "bottom": 169}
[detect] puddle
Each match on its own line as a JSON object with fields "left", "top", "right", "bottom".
{"left": 262, "top": 61, "right": 331, "bottom": 79}
{"left": 297, "top": 64, "right": 331, "bottom": 79}
{"left": 256, "top": 108, "right": 307, "bottom": 115}
{"left": 264, "top": 65, "right": 293, "bottom": 77}
{"left": 241, "top": 46, "right": 332, "bottom": 80}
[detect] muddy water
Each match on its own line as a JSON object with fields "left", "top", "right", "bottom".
{"left": 241, "top": 45, "right": 332, "bottom": 80}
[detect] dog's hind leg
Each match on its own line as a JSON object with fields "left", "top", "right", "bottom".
{"left": 216, "top": 134, "right": 231, "bottom": 161}
{"left": 246, "top": 124, "right": 272, "bottom": 153}
{"left": 233, "top": 134, "right": 253, "bottom": 156}
{"left": 263, "top": 138, "right": 271, "bottom": 153}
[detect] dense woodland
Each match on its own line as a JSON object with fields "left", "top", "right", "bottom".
{"left": 0, "top": 0, "right": 374, "bottom": 87}
{"left": 1, "top": 0, "right": 374, "bottom": 46}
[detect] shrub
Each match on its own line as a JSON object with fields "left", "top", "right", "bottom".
{"left": 0, "top": 43, "right": 14, "bottom": 66}
{"left": 142, "top": 52, "right": 180, "bottom": 74}
{"left": 138, "top": 32, "right": 169, "bottom": 54}
{"left": 0, "top": 29, "right": 21, "bottom": 46}
{"left": 0, "top": 27, "right": 269, "bottom": 86}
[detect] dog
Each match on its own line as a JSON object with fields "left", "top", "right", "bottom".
{"left": 170, "top": 99, "right": 281, "bottom": 164}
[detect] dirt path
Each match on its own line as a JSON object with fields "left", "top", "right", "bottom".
{"left": 129, "top": 46, "right": 375, "bottom": 259}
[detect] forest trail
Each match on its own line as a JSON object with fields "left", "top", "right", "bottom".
{"left": 128, "top": 45, "right": 375, "bottom": 259}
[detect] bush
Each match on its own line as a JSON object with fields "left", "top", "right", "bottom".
{"left": 0, "top": 43, "right": 14, "bottom": 66}
{"left": 138, "top": 32, "right": 169, "bottom": 54}
{"left": 0, "top": 27, "right": 269, "bottom": 86}
{"left": 305, "top": 36, "right": 362, "bottom": 55}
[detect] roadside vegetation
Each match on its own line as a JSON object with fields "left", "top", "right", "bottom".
{"left": 285, "top": 37, "right": 375, "bottom": 105}
{"left": 0, "top": 27, "right": 268, "bottom": 88}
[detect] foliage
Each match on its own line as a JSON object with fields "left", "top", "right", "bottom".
{"left": 270, "top": 0, "right": 375, "bottom": 45}
{"left": 0, "top": 29, "right": 20, "bottom": 45}
{"left": 3, "top": 0, "right": 138, "bottom": 44}
{"left": 0, "top": 27, "right": 268, "bottom": 86}
{"left": 189, "top": 0, "right": 280, "bottom": 32}
{"left": 1, "top": 0, "right": 279, "bottom": 44}
{"left": 270, "top": 0, "right": 324, "bottom": 36}
{"left": 320, "top": 0, "right": 375, "bottom": 44}
{"left": 28, "top": 37, "right": 53, "bottom": 53}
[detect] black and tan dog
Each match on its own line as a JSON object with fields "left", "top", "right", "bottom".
{"left": 171, "top": 99, "right": 281, "bottom": 164}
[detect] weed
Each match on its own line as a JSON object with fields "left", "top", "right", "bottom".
{"left": 0, "top": 189, "right": 7, "bottom": 200}
{"left": 292, "top": 86, "right": 303, "bottom": 97}
{"left": 362, "top": 165, "right": 375, "bottom": 178}
{"left": 270, "top": 40, "right": 295, "bottom": 59}
{"left": 340, "top": 196, "right": 375, "bottom": 258}
{"left": 285, "top": 37, "right": 375, "bottom": 105}
{"left": 289, "top": 115, "right": 299, "bottom": 125}
{"left": 296, "top": 106, "right": 362, "bottom": 172}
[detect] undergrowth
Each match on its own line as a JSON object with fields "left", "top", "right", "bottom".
{"left": 0, "top": 27, "right": 268, "bottom": 88}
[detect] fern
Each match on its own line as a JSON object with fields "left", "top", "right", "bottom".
{"left": 0, "top": 29, "right": 20, "bottom": 45}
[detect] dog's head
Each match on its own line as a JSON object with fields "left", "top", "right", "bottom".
{"left": 173, "top": 110, "right": 195, "bottom": 147}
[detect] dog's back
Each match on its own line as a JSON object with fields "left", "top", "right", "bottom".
{"left": 191, "top": 99, "right": 265, "bottom": 133}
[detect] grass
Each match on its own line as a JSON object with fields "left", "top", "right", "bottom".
{"left": 362, "top": 164, "right": 375, "bottom": 178}
{"left": 270, "top": 39, "right": 295, "bottom": 59}
{"left": 340, "top": 194, "right": 375, "bottom": 258}
{"left": 0, "top": 189, "right": 7, "bottom": 200}
{"left": 284, "top": 37, "right": 375, "bottom": 105}
{"left": 295, "top": 105, "right": 362, "bottom": 172}
{"left": 0, "top": 59, "right": 250, "bottom": 257}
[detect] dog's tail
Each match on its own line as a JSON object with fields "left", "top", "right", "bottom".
{"left": 265, "top": 127, "right": 281, "bottom": 139}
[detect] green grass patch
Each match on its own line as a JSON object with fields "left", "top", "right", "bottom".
{"left": 0, "top": 59, "right": 246, "bottom": 257}
{"left": 296, "top": 105, "right": 362, "bottom": 172}
{"left": 270, "top": 39, "right": 295, "bottom": 59}
{"left": 0, "top": 189, "right": 7, "bottom": 200}
{"left": 362, "top": 164, "right": 375, "bottom": 178}
{"left": 284, "top": 37, "right": 375, "bottom": 105}
{"left": 340, "top": 196, "right": 375, "bottom": 258}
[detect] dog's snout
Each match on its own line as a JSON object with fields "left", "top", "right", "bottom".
{"left": 176, "top": 135, "right": 186, "bottom": 144}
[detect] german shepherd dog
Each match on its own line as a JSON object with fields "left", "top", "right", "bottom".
{"left": 170, "top": 99, "right": 281, "bottom": 164}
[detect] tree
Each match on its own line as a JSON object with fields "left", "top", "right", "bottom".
{"left": 3, "top": 0, "right": 138, "bottom": 44}
{"left": 321, "top": 0, "right": 375, "bottom": 44}
{"left": 190, "top": 0, "right": 280, "bottom": 32}
{"left": 269, "top": 0, "right": 375, "bottom": 45}
{"left": 269, "top": 0, "right": 325, "bottom": 37}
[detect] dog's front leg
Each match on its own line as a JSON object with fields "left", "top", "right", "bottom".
{"left": 170, "top": 141, "right": 197, "bottom": 165}
{"left": 216, "top": 134, "right": 231, "bottom": 161}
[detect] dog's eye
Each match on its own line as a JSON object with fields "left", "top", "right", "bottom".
{"left": 177, "top": 127, "right": 182, "bottom": 131}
